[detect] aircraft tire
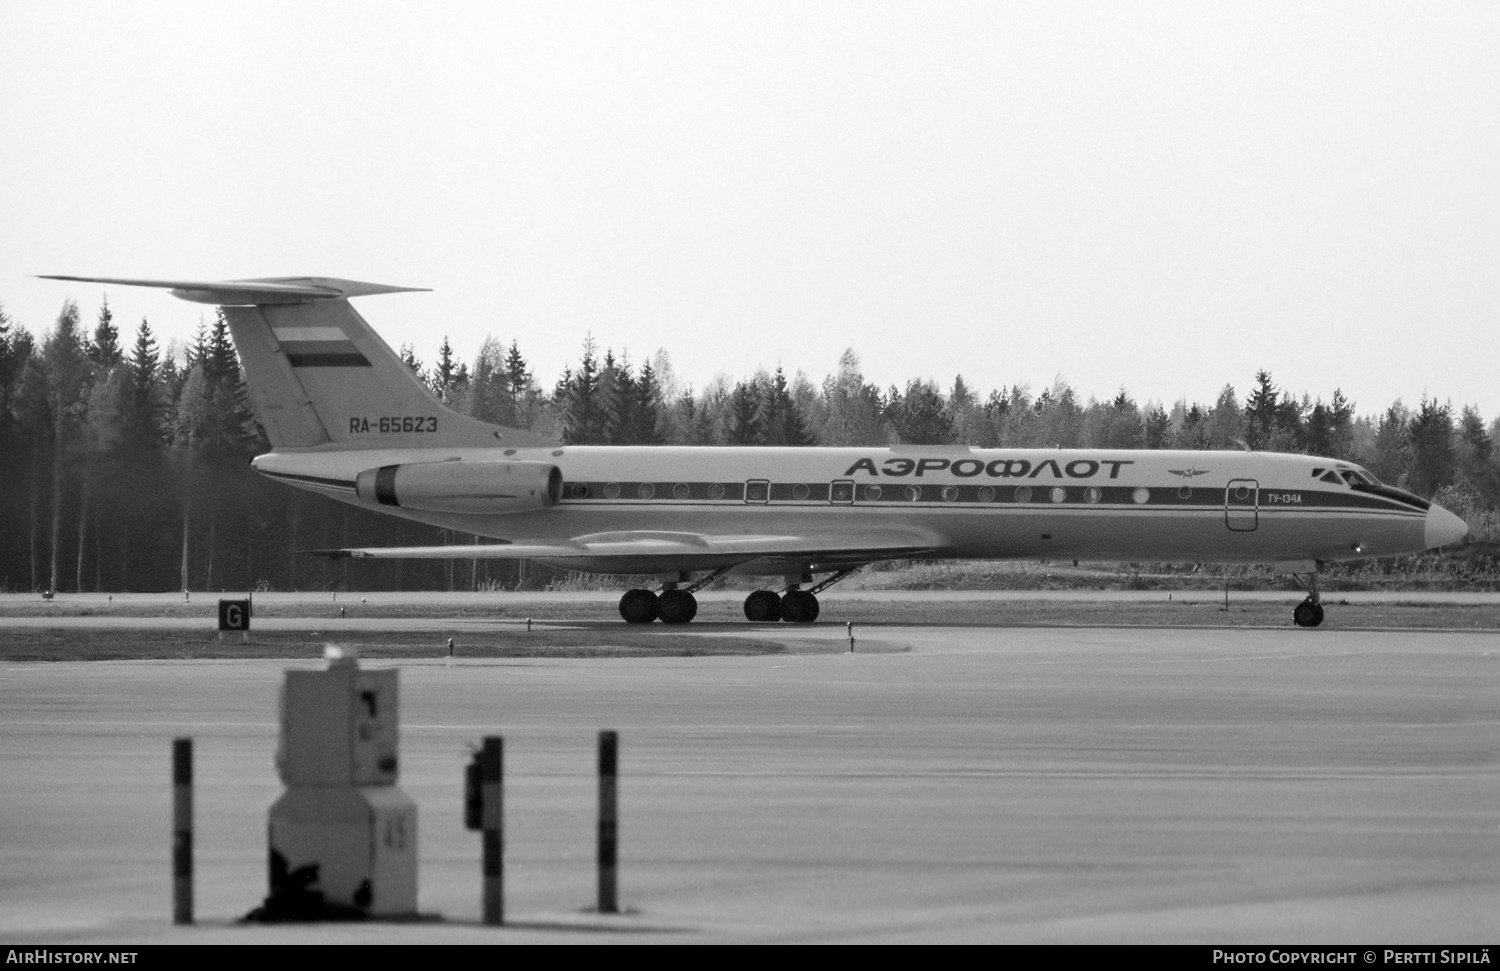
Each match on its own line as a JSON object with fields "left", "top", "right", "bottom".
{"left": 619, "top": 588, "right": 660, "bottom": 624}
{"left": 658, "top": 590, "right": 697, "bottom": 624}
{"left": 781, "top": 590, "right": 819, "bottom": 624}
{"left": 744, "top": 590, "right": 782, "bottom": 622}
{"left": 1292, "top": 599, "right": 1324, "bottom": 628}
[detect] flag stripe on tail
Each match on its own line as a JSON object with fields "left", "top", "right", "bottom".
{"left": 275, "top": 323, "right": 371, "bottom": 366}
{"left": 285, "top": 351, "right": 372, "bottom": 367}
{"left": 273, "top": 326, "right": 348, "bottom": 341}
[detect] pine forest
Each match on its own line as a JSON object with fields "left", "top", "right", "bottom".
{"left": 1, "top": 297, "right": 1496, "bottom": 595}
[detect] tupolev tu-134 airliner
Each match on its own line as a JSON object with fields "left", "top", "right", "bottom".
{"left": 42, "top": 275, "right": 1468, "bottom": 628}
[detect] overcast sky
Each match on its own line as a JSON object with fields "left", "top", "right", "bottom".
{"left": 2, "top": 1, "right": 1496, "bottom": 418}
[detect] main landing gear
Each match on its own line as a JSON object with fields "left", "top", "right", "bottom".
{"left": 743, "top": 569, "right": 858, "bottom": 624}
{"left": 618, "top": 568, "right": 859, "bottom": 625}
{"left": 619, "top": 586, "right": 699, "bottom": 625}
{"left": 618, "top": 567, "right": 731, "bottom": 625}
{"left": 742, "top": 588, "right": 819, "bottom": 623}
{"left": 1290, "top": 567, "right": 1326, "bottom": 628}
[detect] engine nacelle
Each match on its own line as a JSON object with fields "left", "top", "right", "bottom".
{"left": 355, "top": 461, "right": 563, "bottom": 514}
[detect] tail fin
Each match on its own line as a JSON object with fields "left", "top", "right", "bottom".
{"left": 38, "top": 275, "right": 556, "bottom": 451}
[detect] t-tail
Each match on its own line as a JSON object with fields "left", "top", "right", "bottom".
{"left": 37, "top": 275, "right": 555, "bottom": 451}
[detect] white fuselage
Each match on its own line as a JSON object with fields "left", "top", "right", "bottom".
{"left": 253, "top": 445, "right": 1451, "bottom": 576}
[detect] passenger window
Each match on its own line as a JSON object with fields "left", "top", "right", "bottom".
{"left": 745, "top": 480, "right": 770, "bottom": 503}
{"left": 672, "top": 482, "right": 690, "bottom": 499}
{"left": 792, "top": 483, "right": 810, "bottom": 501}
{"left": 829, "top": 480, "right": 855, "bottom": 504}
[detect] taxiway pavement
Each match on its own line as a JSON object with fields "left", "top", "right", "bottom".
{"left": 1, "top": 622, "right": 1496, "bottom": 943}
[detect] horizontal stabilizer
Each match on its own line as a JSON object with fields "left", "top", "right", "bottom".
{"left": 36, "top": 275, "right": 429, "bottom": 306}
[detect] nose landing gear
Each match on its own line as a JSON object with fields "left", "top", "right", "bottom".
{"left": 1289, "top": 566, "right": 1326, "bottom": 628}
{"left": 1293, "top": 598, "right": 1325, "bottom": 628}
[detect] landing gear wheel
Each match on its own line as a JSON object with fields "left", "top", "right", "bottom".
{"left": 619, "top": 588, "right": 660, "bottom": 624}
{"left": 744, "top": 590, "right": 783, "bottom": 622}
{"left": 1293, "top": 599, "right": 1325, "bottom": 628}
{"left": 780, "top": 590, "right": 820, "bottom": 623}
{"left": 658, "top": 589, "right": 698, "bottom": 625}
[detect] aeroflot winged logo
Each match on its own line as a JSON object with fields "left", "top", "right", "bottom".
{"left": 1168, "top": 467, "right": 1210, "bottom": 479}
{"left": 843, "top": 456, "right": 1135, "bottom": 479}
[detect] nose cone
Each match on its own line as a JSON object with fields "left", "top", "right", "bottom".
{"left": 1424, "top": 504, "right": 1468, "bottom": 549}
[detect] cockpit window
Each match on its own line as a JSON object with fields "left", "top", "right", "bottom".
{"left": 1319, "top": 471, "right": 1342, "bottom": 484}
{"left": 1341, "top": 470, "right": 1373, "bottom": 487}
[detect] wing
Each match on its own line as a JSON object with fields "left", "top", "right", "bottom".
{"left": 306, "top": 529, "right": 942, "bottom": 575}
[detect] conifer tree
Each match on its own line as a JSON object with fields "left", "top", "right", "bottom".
{"left": 1167, "top": 400, "right": 1202, "bottom": 449}
{"left": 600, "top": 350, "right": 639, "bottom": 445}
{"left": 42, "top": 301, "right": 90, "bottom": 592}
{"left": 1037, "top": 379, "right": 1083, "bottom": 448}
{"left": 1143, "top": 403, "right": 1172, "bottom": 449}
{"left": 726, "top": 380, "right": 762, "bottom": 445}
{"left": 11, "top": 355, "right": 51, "bottom": 590}
{"left": 0, "top": 302, "right": 31, "bottom": 440}
{"left": 1407, "top": 398, "right": 1455, "bottom": 497}
{"left": 503, "top": 340, "right": 532, "bottom": 427}
{"left": 887, "top": 378, "right": 953, "bottom": 445}
{"left": 129, "top": 318, "right": 160, "bottom": 425}
{"left": 631, "top": 359, "right": 665, "bottom": 444}
{"left": 1088, "top": 390, "right": 1145, "bottom": 449}
{"left": 761, "top": 367, "right": 812, "bottom": 446}
{"left": 1327, "top": 389, "right": 1356, "bottom": 459}
{"left": 433, "top": 336, "right": 461, "bottom": 401}
{"left": 1368, "top": 402, "right": 1410, "bottom": 484}
{"left": 946, "top": 375, "right": 989, "bottom": 446}
{"left": 560, "top": 336, "right": 606, "bottom": 444}
{"left": 89, "top": 298, "right": 122, "bottom": 367}
{"left": 1204, "top": 386, "right": 1246, "bottom": 449}
{"left": 1454, "top": 405, "right": 1499, "bottom": 506}
{"left": 1243, "top": 370, "right": 1280, "bottom": 450}
{"left": 399, "top": 343, "right": 424, "bottom": 380}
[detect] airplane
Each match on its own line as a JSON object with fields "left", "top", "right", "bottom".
{"left": 41, "top": 274, "right": 1468, "bottom": 628}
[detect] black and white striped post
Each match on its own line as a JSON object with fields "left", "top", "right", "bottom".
{"left": 172, "top": 737, "right": 193, "bottom": 925}
{"left": 597, "top": 730, "right": 618, "bottom": 913}
{"left": 481, "top": 735, "right": 504, "bottom": 925}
